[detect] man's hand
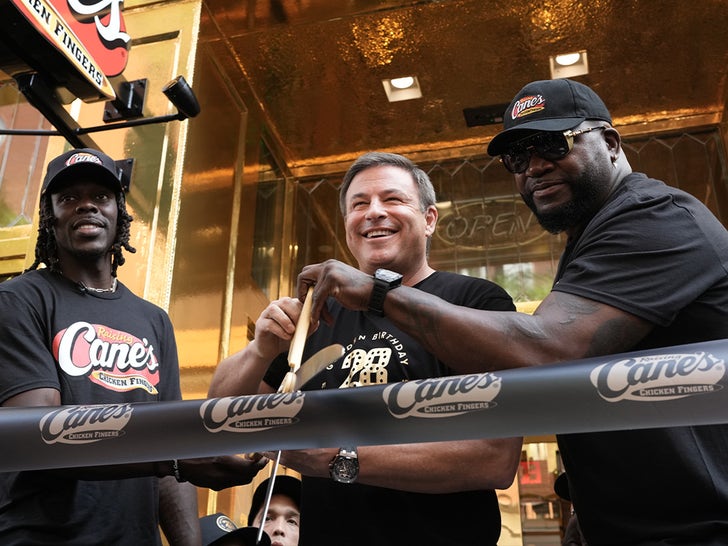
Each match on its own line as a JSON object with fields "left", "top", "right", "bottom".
{"left": 298, "top": 259, "right": 375, "bottom": 324}
{"left": 179, "top": 454, "right": 268, "bottom": 491}
{"left": 250, "top": 297, "right": 306, "bottom": 362}
{"left": 262, "top": 448, "right": 336, "bottom": 479}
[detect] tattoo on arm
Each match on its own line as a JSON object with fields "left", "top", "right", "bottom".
{"left": 587, "top": 317, "right": 645, "bottom": 357}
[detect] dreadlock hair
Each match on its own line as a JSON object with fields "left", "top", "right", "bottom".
{"left": 25, "top": 190, "right": 136, "bottom": 277}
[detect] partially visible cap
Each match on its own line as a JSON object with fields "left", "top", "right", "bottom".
{"left": 41, "top": 148, "right": 124, "bottom": 196}
{"left": 199, "top": 513, "right": 270, "bottom": 546}
{"left": 487, "top": 78, "right": 612, "bottom": 156}
{"left": 554, "top": 472, "right": 571, "bottom": 502}
{"left": 248, "top": 475, "right": 302, "bottom": 525}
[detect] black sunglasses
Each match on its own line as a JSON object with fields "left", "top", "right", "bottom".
{"left": 500, "top": 126, "right": 606, "bottom": 174}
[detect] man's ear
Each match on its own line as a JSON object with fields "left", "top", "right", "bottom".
{"left": 424, "top": 205, "right": 438, "bottom": 236}
{"left": 603, "top": 127, "right": 622, "bottom": 161}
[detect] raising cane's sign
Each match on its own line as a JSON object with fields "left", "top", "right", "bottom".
{"left": 3, "top": 0, "right": 131, "bottom": 100}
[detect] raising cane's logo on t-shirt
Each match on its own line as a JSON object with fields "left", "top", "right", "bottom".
{"left": 53, "top": 321, "right": 160, "bottom": 394}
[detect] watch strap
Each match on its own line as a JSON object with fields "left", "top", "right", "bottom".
{"left": 367, "top": 277, "right": 390, "bottom": 316}
{"left": 367, "top": 269, "right": 403, "bottom": 316}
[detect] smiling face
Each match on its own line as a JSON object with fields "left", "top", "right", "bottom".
{"left": 50, "top": 178, "right": 119, "bottom": 270}
{"left": 343, "top": 165, "right": 437, "bottom": 278}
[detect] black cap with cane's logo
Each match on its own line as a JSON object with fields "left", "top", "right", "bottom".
{"left": 487, "top": 78, "right": 612, "bottom": 156}
{"left": 41, "top": 148, "right": 124, "bottom": 196}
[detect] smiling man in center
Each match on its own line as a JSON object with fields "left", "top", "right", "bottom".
{"left": 208, "top": 151, "right": 522, "bottom": 546}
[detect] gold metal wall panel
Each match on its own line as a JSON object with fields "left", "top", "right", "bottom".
{"left": 200, "top": 0, "right": 728, "bottom": 172}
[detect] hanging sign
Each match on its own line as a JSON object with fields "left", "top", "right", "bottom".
{"left": 2, "top": 0, "right": 132, "bottom": 100}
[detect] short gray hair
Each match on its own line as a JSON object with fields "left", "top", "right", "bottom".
{"left": 339, "top": 152, "right": 436, "bottom": 216}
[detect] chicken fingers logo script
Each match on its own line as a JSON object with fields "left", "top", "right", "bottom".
{"left": 383, "top": 373, "right": 501, "bottom": 418}
{"left": 201, "top": 392, "right": 305, "bottom": 433}
{"left": 54, "top": 321, "right": 160, "bottom": 394}
{"left": 590, "top": 351, "right": 725, "bottom": 402}
{"left": 40, "top": 403, "right": 132, "bottom": 444}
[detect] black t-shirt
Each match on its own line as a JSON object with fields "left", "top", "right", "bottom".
{"left": 265, "top": 271, "right": 515, "bottom": 546}
{"left": 0, "top": 269, "right": 181, "bottom": 545}
{"left": 554, "top": 173, "right": 728, "bottom": 545}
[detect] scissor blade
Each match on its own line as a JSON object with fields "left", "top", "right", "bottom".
{"left": 295, "top": 344, "right": 344, "bottom": 389}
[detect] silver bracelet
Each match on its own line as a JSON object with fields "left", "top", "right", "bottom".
{"left": 171, "top": 459, "right": 186, "bottom": 482}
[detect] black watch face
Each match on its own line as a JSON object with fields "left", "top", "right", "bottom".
{"left": 333, "top": 457, "right": 358, "bottom": 482}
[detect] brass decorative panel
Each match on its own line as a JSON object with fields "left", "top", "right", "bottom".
{"left": 200, "top": 0, "right": 728, "bottom": 173}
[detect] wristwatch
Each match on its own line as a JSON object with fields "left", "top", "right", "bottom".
{"left": 329, "top": 447, "right": 359, "bottom": 484}
{"left": 368, "top": 268, "right": 403, "bottom": 316}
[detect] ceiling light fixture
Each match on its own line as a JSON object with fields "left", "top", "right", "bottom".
{"left": 554, "top": 53, "right": 581, "bottom": 66}
{"left": 382, "top": 76, "right": 422, "bottom": 102}
{"left": 390, "top": 76, "right": 415, "bottom": 89}
{"left": 549, "top": 50, "right": 589, "bottom": 79}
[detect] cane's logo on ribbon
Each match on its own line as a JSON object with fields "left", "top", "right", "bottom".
{"left": 510, "top": 94, "right": 545, "bottom": 121}
{"left": 39, "top": 403, "right": 133, "bottom": 444}
{"left": 201, "top": 393, "right": 305, "bottom": 433}
{"left": 53, "top": 321, "right": 160, "bottom": 394}
{"left": 590, "top": 351, "right": 725, "bottom": 402}
{"left": 383, "top": 373, "right": 501, "bottom": 419}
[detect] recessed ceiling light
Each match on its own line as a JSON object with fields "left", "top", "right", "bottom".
{"left": 382, "top": 76, "right": 422, "bottom": 102}
{"left": 554, "top": 53, "right": 581, "bottom": 66}
{"left": 549, "top": 50, "right": 589, "bottom": 78}
{"left": 390, "top": 76, "right": 415, "bottom": 89}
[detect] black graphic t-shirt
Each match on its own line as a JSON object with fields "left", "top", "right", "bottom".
{"left": 0, "top": 269, "right": 181, "bottom": 546}
{"left": 265, "top": 271, "right": 515, "bottom": 546}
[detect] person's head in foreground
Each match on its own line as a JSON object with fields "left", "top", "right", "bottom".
{"left": 248, "top": 475, "right": 301, "bottom": 546}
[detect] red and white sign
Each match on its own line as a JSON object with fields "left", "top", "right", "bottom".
{"left": 9, "top": 0, "right": 132, "bottom": 99}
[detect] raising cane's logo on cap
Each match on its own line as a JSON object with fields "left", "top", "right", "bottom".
{"left": 510, "top": 94, "right": 546, "bottom": 121}
{"left": 65, "top": 151, "right": 105, "bottom": 167}
{"left": 383, "top": 373, "right": 502, "bottom": 419}
{"left": 590, "top": 351, "right": 725, "bottom": 402}
{"left": 200, "top": 392, "right": 304, "bottom": 433}
{"left": 40, "top": 403, "right": 133, "bottom": 445}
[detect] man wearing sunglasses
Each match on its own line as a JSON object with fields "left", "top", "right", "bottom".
{"left": 488, "top": 79, "right": 624, "bottom": 237}
{"left": 297, "top": 78, "right": 728, "bottom": 545}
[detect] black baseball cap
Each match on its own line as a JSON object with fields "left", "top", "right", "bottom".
{"left": 199, "top": 513, "right": 270, "bottom": 546}
{"left": 248, "top": 475, "right": 302, "bottom": 525}
{"left": 41, "top": 148, "right": 124, "bottom": 196}
{"left": 487, "top": 78, "right": 612, "bottom": 156}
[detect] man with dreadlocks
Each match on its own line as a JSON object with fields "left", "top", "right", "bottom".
{"left": 26, "top": 149, "right": 137, "bottom": 279}
{"left": 0, "top": 148, "right": 266, "bottom": 546}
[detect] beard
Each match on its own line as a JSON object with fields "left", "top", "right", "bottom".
{"left": 521, "top": 162, "right": 613, "bottom": 234}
